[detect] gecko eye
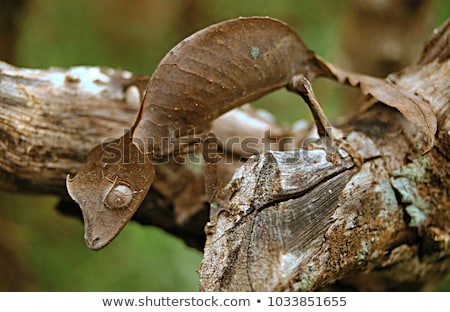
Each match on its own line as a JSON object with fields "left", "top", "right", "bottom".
{"left": 104, "top": 184, "right": 133, "bottom": 209}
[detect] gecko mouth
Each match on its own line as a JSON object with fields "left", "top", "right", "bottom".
{"left": 81, "top": 207, "right": 128, "bottom": 251}
{"left": 85, "top": 232, "right": 110, "bottom": 250}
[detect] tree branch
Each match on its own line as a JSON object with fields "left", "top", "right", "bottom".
{"left": 199, "top": 19, "right": 450, "bottom": 291}
{"left": 0, "top": 18, "right": 449, "bottom": 291}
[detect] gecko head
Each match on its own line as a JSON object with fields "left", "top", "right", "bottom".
{"left": 66, "top": 134, "right": 154, "bottom": 250}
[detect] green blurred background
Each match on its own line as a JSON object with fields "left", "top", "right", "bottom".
{"left": 0, "top": 0, "right": 449, "bottom": 291}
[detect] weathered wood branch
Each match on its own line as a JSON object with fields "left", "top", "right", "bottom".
{"left": 0, "top": 18, "right": 449, "bottom": 291}
{"left": 199, "top": 19, "right": 450, "bottom": 291}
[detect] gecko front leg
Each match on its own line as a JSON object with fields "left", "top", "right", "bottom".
{"left": 201, "top": 131, "right": 223, "bottom": 219}
{"left": 288, "top": 74, "right": 362, "bottom": 166}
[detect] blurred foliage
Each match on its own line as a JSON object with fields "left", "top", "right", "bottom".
{"left": 14, "top": 0, "right": 352, "bottom": 123}
{"left": 0, "top": 0, "right": 449, "bottom": 291}
{"left": 0, "top": 191, "right": 201, "bottom": 291}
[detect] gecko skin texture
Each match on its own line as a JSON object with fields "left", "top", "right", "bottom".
{"left": 66, "top": 17, "right": 332, "bottom": 250}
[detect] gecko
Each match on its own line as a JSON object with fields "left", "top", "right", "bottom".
{"left": 66, "top": 16, "right": 341, "bottom": 250}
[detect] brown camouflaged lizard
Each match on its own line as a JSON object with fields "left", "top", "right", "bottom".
{"left": 66, "top": 16, "right": 338, "bottom": 250}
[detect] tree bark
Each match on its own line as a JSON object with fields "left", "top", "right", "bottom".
{"left": 199, "top": 18, "right": 450, "bottom": 291}
{"left": 0, "top": 18, "right": 449, "bottom": 291}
